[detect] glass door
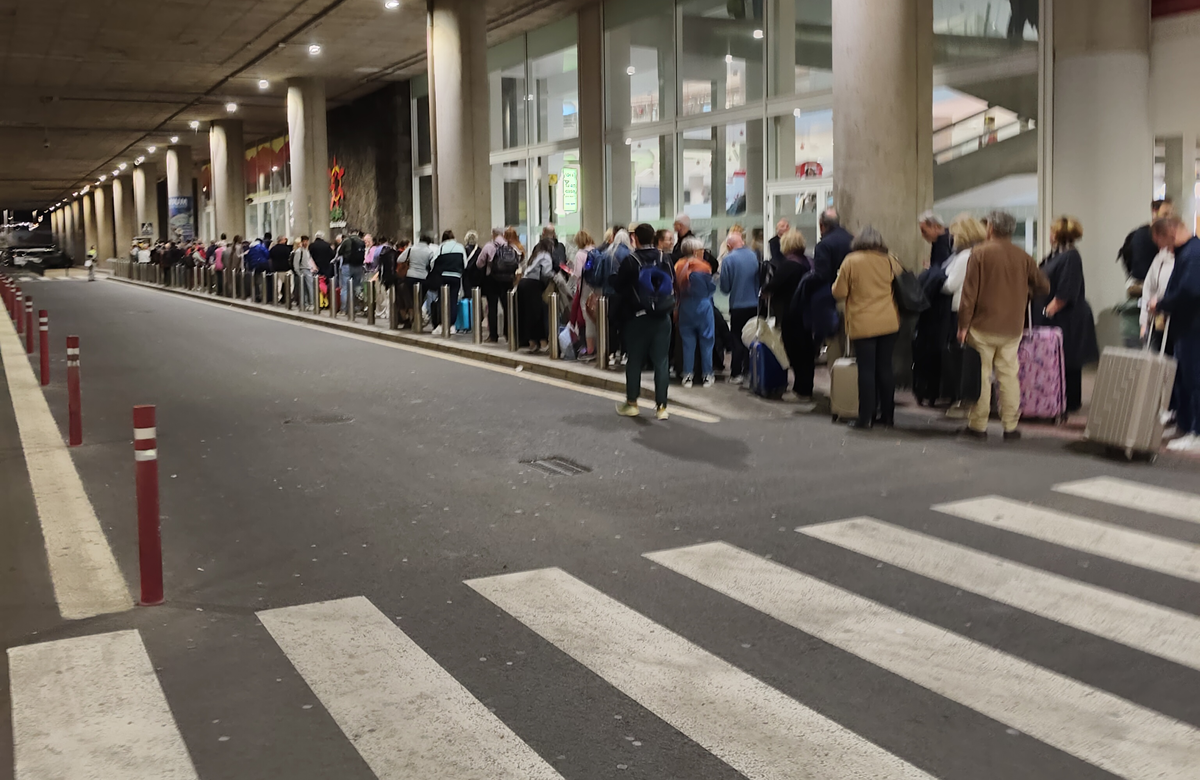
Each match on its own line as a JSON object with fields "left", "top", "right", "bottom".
{"left": 766, "top": 178, "right": 833, "bottom": 252}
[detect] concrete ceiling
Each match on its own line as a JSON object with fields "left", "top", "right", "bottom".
{"left": 4, "top": 0, "right": 589, "bottom": 212}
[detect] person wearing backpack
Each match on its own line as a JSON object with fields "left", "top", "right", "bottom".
{"left": 614, "top": 223, "right": 675, "bottom": 420}
{"left": 479, "top": 227, "right": 523, "bottom": 342}
{"left": 517, "top": 236, "right": 555, "bottom": 352}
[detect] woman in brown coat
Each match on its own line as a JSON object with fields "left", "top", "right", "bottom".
{"left": 832, "top": 226, "right": 901, "bottom": 429}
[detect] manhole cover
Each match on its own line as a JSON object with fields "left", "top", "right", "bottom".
{"left": 522, "top": 457, "right": 591, "bottom": 477}
{"left": 284, "top": 414, "right": 354, "bottom": 426}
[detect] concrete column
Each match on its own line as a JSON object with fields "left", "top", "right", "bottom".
{"left": 288, "top": 77, "right": 330, "bottom": 239}
{"left": 113, "top": 175, "right": 136, "bottom": 258}
{"left": 428, "top": 0, "right": 491, "bottom": 235}
{"left": 82, "top": 191, "right": 97, "bottom": 259}
{"left": 68, "top": 200, "right": 81, "bottom": 262}
{"left": 1049, "top": 0, "right": 1152, "bottom": 315}
{"left": 133, "top": 161, "right": 158, "bottom": 241}
{"left": 95, "top": 184, "right": 116, "bottom": 260}
{"left": 578, "top": 2, "right": 606, "bottom": 236}
{"left": 1163, "top": 135, "right": 1196, "bottom": 231}
{"left": 832, "top": 0, "right": 933, "bottom": 270}
{"left": 166, "top": 145, "right": 195, "bottom": 241}
{"left": 210, "top": 119, "right": 247, "bottom": 241}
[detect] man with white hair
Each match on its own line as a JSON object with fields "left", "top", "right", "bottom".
{"left": 919, "top": 210, "right": 953, "bottom": 270}
{"left": 671, "top": 213, "right": 694, "bottom": 263}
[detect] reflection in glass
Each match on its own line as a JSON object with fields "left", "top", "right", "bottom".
{"left": 490, "top": 38, "right": 528, "bottom": 150}
{"left": 768, "top": 1, "right": 832, "bottom": 98}
{"left": 418, "top": 176, "right": 433, "bottom": 236}
{"left": 680, "top": 120, "right": 764, "bottom": 243}
{"left": 609, "top": 134, "right": 675, "bottom": 227}
{"left": 529, "top": 17, "right": 579, "bottom": 143}
{"left": 767, "top": 107, "right": 833, "bottom": 182}
{"left": 679, "top": 0, "right": 764, "bottom": 115}
{"left": 605, "top": 0, "right": 675, "bottom": 128}
{"left": 416, "top": 95, "right": 431, "bottom": 167}
{"left": 492, "top": 161, "right": 529, "bottom": 243}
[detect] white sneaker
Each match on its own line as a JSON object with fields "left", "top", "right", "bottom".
{"left": 449, "top": 326, "right": 457, "bottom": 335}
{"left": 1160, "top": 410, "right": 1176, "bottom": 426}
{"left": 431, "top": 326, "right": 443, "bottom": 336}
{"left": 1166, "top": 434, "right": 1198, "bottom": 452}
{"left": 682, "top": 375, "right": 693, "bottom": 389}
{"left": 703, "top": 375, "right": 715, "bottom": 388}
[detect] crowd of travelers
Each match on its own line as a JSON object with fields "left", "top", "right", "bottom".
{"left": 128, "top": 197, "right": 1200, "bottom": 443}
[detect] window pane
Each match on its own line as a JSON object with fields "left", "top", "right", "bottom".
{"left": 489, "top": 37, "right": 528, "bottom": 150}
{"left": 418, "top": 176, "right": 434, "bottom": 237}
{"left": 532, "top": 46, "right": 579, "bottom": 143}
{"left": 491, "top": 161, "right": 529, "bottom": 243}
{"left": 767, "top": 107, "right": 832, "bottom": 181}
{"left": 533, "top": 150, "right": 582, "bottom": 242}
{"left": 416, "top": 95, "right": 431, "bottom": 167}
{"left": 605, "top": 0, "right": 675, "bottom": 129}
{"left": 769, "top": 0, "right": 833, "bottom": 98}
{"left": 680, "top": 120, "right": 764, "bottom": 241}
{"left": 679, "top": 0, "right": 764, "bottom": 116}
{"left": 608, "top": 134, "right": 675, "bottom": 227}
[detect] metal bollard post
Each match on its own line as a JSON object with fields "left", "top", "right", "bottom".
{"left": 549, "top": 292, "right": 560, "bottom": 359}
{"left": 133, "top": 405, "right": 164, "bottom": 606}
{"left": 25, "top": 299, "right": 34, "bottom": 354}
{"left": 367, "top": 280, "right": 377, "bottom": 326}
{"left": 389, "top": 284, "right": 399, "bottom": 330}
{"left": 38, "top": 310, "right": 49, "bottom": 385}
{"left": 266, "top": 272, "right": 275, "bottom": 306}
{"left": 598, "top": 296, "right": 610, "bottom": 370}
{"left": 286, "top": 274, "right": 294, "bottom": 311}
{"left": 440, "top": 285, "right": 451, "bottom": 338}
{"left": 67, "top": 335, "right": 82, "bottom": 446}
{"left": 472, "top": 287, "right": 483, "bottom": 344}
{"left": 348, "top": 279, "right": 357, "bottom": 322}
{"left": 332, "top": 279, "right": 341, "bottom": 319}
{"left": 507, "top": 287, "right": 518, "bottom": 352}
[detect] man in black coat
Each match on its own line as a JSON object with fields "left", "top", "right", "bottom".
{"left": 309, "top": 232, "right": 335, "bottom": 280}
{"left": 1120, "top": 199, "right": 1172, "bottom": 283}
{"left": 812, "top": 208, "right": 853, "bottom": 283}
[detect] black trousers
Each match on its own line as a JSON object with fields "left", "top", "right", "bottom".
{"left": 781, "top": 321, "right": 816, "bottom": 396}
{"left": 517, "top": 278, "right": 548, "bottom": 346}
{"left": 485, "top": 277, "right": 512, "bottom": 341}
{"left": 729, "top": 307, "right": 758, "bottom": 379}
{"left": 431, "top": 277, "right": 461, "bottom": 329}
{"left": 1066, "top": 367, "right": 1083, "bottom": 413}
{"left": 853, "top": 331, "right": 898, "bottom": 426}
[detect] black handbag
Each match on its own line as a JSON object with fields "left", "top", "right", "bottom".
{"left": 891, "top": 257, "right": 930, "bottom": 315}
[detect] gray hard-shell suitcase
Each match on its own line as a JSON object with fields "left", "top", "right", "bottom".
{"left": 1085, "top": 326, "right": 1177, "bottom": 460}
{"left": 830, "top": 310, "right": 858, "bottom": 422}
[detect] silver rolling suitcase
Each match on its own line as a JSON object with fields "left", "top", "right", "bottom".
{"left": 1085, "top": 324, "right": 1176, "bottom": 460}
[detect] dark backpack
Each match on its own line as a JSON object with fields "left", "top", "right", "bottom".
{"left": 492, "top": 242, "right": 520, "bottom": 277}
{"left": 634, "top": 250, "right": 676, "bottom": 315}
{"left": 581, "top": 247, "right": 609, "bottom": 288}
{"left": 345, "top": 237, "right": 366, "bottom": 266}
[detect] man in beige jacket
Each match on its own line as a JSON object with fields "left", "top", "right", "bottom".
{"left": 957, "top": 211, "right": 1050, "bottom": 440}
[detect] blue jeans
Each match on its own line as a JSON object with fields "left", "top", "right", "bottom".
{"left": 341, "top": 265, "right": 365, "bottom": 314}
{"left": 679, "top": 311, "right": 715, "bottom": 378}
{"left": 299, "top": 271, "right": 315, "bottom": 309}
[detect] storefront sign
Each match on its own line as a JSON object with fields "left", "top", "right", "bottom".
{"left": 561, "top": 165, "right": 579, "bottom": 214}
{"left": 168, "top": 196, "right": 194, "bottom": 242}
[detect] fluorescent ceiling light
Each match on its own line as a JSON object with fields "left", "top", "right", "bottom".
{"left": 258, "top": 79, "right": 270, "bottom": 90}
{"left": 309, "top": 44, "right": 322, "bottom": 56}
{"left": 226, "top": 102, "right": 238, "bottom": 113}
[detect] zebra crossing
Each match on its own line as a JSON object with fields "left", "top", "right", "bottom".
{"left": 7, "top": 477, "right": 1200, "bottom": 779}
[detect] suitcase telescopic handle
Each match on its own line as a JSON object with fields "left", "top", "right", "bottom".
{"left": 1145, "top": 316, "right": 1171, "bottom": 356}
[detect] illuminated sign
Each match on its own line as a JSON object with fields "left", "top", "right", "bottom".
{"left": 561, "top": 165, "right": 579, "bottom": 214}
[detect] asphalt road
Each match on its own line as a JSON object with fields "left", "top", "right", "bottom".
{"left": 3, "top": 272, "right": 1200, "bottom": 780}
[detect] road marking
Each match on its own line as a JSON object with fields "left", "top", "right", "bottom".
{"left": 646, "top": 541, "right": 1200, "bottom": 780}
{"left": 257, "top": 596, "right": 563, "bottom": 780}
{"left": 108, "top": 278, "right": 720, "bottom": 423}
{"left": 933, "top": 496, "right": 1200, "bottom": 583}
{"left": 0, "top": 311, "right": 131, "bottom": 618}
{"left": 1055, "top": 477, "right": 1200, "bottom": 525}
{"left": 7, "top": 630, "right": 198, "bottom": 780}
{"left": 466, "top": 567, "right": 934, "bottom": 780}
{"left": 798, "top": 517, "right": 1200, "bottom": 671}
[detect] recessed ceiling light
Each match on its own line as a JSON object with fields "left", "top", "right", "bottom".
{"left": 147, "top": 146, "right": 157, "bottom": 153}
{"left": 112, "top": 170, "right": 120, "bottom": 177}
{"left": 309, "top": 43, "right": 322, "bottom": 56}
{"left": 118, "top": 162, "right": 127, "bottom": 170}
{"left": 258, "top": 79, "right": 270, "bottom": 90}
{"left": 98, "top": 174, "right": 107, "bottom": 182}
{"left": 170, "top": 136, "right": 179, "bottom": 144}
{"left": 188, "top": 120, "right": 200, "bottom": 130}
{"left": 271, "top": 166, "right": 279, "bottom": 172}
{"left": 385, "top": 0, "right": 399, "bottom": 8}
{"left": 752, "top": 29, "right": 764, "bottom": 39}
{"left": 624, "top": 138, "right": 632, "bottom": 146}
{"left": 72, "top": 191, "right": 78, "bottom": 197}
{"left": 135, "top": 156, "right": 145, "bottom": 164}
{"left": 225, "top": 102, "right": 238, "bottom": 113}
{"left": 626, "top": 66, "right": 636, "bottom": 76}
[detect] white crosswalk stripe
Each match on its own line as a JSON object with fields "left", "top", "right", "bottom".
{"left": 257, "top": 596, "right": 563, "bottom": 780}
{"left": 7, "top": 630, "right": 198, "bottom": 780}
{"left": 798, "top": 517, "right": 1200, "bottom": 671}
{"left": 933, "top": 495, "right": 1200, "bottom": 583}
{"left": 466, "top": 567, "right": 935, "bottom": 780}
{"left": 646, "top": 541, "right": 1200, "bottom": 780}
{"left": 1055, "top": 476, "right": 1200, "bottom": 525}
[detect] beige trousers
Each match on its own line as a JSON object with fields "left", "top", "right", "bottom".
{"left": 967, "top": 329, "right": 1022, "bottom": 433}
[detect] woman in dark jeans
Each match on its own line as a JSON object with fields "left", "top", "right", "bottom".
{"left": 831, "top": 226, "right": 901, "bottom": 429}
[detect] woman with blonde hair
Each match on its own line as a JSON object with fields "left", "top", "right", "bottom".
{"left": 571, "top": 229, "right": 599, "bottom": 359}
{"left": 1035, "top": 216, "right": 1098, "bottom": 412}
{"left": 943, "top": 214, "right": 988, "bottom": 313}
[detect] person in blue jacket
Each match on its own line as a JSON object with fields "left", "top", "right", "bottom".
{"left": 1151, "top": 214, "right": 1200, "bottom": 452}
{"left": 674, "top": 236, "right": 718, "bottom": 388}
{"left": 718, "top": 231, "right": 761, "bottom": 382}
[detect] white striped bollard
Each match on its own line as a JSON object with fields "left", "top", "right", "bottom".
{"left": 38, "top": 310, "right": 49, "bottom": 385}
{"left": 67, "top": 336, "right": 82, "bottom": 446}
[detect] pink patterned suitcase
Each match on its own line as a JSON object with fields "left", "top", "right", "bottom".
{"left": 1017, "top": 326, "right": 1067, "bottom": 421}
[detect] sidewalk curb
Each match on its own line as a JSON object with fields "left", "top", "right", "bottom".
{"left": 106, "top": 275, "right": 705, "bottom": 413}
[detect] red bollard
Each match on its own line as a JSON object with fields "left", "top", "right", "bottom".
{"left": 15, "top": 291, "right": 23, "bottom": 333}
{"left": 25, "top": 299, "right": 34, "bottom": 354}
{"left": 133, "top": 405, "right": 164, "bottom": 606}
{"left": 67, "top": 336, "right": 82, "bottom": 446}
{"left": 38, "top": 310, "right": 49, "bottom": 385}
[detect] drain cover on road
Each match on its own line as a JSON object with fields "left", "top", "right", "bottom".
{"left": 522, "top": 457, "right": 591, "bottom": 477}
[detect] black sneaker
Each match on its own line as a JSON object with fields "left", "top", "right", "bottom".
{"left": 960, "top": 428, "right": 988, "bottom": 441}
{"left": 1003, "top": 429, "right": 1022, "bottom": 442}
